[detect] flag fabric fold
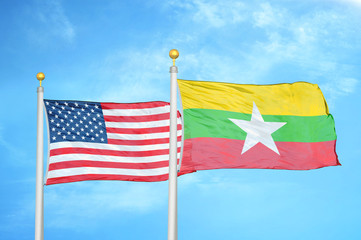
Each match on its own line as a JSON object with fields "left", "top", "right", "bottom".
{"left": 177, "top": 79, "right": 340, "bottom": 172}
{"left": 44, "top": 99, "right": 191, "bottom": 185}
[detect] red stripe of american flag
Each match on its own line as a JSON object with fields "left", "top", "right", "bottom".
{"left": 101, "top": 101, "right": 169, "bottom": 109}
{"left": 46, "top": 173, "right": 185, "bottom": 185}
{"left": 50, "top": 147, "right": 181, "bottom": 157}
{"left": 107, "top": 136, "right": 182, "bottom": 146}
{"left": 106, "top": 124, "right": 182, "bottom": 134}
{"left": 49, "top": 160, "right": 173, "bottom": 171}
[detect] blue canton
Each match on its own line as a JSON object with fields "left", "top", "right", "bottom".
{"left": 44, "top": 99, "right": 108, "bottom": 144}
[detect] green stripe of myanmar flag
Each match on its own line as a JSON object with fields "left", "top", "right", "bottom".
{"left": 178, "top": 79, "right": 340, "bottom": 172}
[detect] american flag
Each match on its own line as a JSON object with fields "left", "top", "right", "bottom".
{"left": 44, "top": 99, "right": 190, "bottom": 185}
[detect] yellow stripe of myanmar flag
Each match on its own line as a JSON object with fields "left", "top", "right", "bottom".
{"left": 178, "top": 79, "right": 340, "bottom": 172}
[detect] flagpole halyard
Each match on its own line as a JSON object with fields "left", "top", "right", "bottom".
{"left": 35, "top": 72, "right": 45, "bottom": 240}
{"left": 168, "top": 49, "right": 179, "bottom": 240}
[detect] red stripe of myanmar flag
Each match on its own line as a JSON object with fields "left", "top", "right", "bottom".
{"left": 178, "top": 79, "right": 340, "bottom": 171}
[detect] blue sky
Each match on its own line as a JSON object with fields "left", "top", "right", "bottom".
{"left": 1, "top": 0, "right": 361, "bottom": 239}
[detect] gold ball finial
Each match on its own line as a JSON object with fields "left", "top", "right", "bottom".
{"left": 36, "top": 72, "right": 45, "bottom": 81}
{"left": 36, "top": 72, "right": 45, "bottom": 86}
{"left": 169, "top": 49, "right": 179, "bottom": 66}
{"left": 169, "top": 49, "right": 179, "bottom": 60}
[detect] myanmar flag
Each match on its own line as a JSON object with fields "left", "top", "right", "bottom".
{"left": 178, "top": 79, "right": 340, "bottom": 172}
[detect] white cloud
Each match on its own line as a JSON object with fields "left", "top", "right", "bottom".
{"left": 338, "top": 78, "right": 358, "bottom": 93}
{"left": 320, "top": 77, "right": 359, "bottom": 107}
{"left": 82, "top": 1, "right": 360, "bottom": 107}
{"left": 180, "top": 50, "right": 259, "bottom": 84}
{"left": 28, "top": 0, "right": 75, "bottom": 44}
{"left": 247, "top": 2, "right": 361, "bottom": 96}
{"left": 0, "top": 124, "right": 26, "bottom": 162}
{"left": 40, "top": 0, "right": 75, "bottom": 42}
{"left": 91, "top": 48, "right": 172, "bottom": 103}
{"left": 0, "top": 196, "right": 34, "bottom": 232}
{"left": 45, "top": 181, "right": 168, "bottom": 229}
{"left": 253, "top": 2, "right": 286, "bottom": 28}
{"left": 192, "top": 0, "right": 246, "bottom": 27}
{"left": 180, "top": 171, "right": 300, "bottom": 205}
{"left": 162, "top": 1, "right": 361, "bottom": 98}
{"left": 167, "top": 0, "right": 247, "bottom": 28}
{"left": 338, "top": 0, "right": 361, "bottom": 7}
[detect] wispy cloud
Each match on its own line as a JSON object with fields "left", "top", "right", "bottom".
{"left": 253, "top": 2, "right": 287, "bottom": 28}
{"left": 246, "top": 2, "right": 361, "bottom": 103}
{"left": 39, "top": 0, "right": 360, "bottom": 107}
{"left": 27, "top": 0, "right": 75, "bottom": 44}
{"left": 0, "top": 196, "right": 34, "bottom": 233}
{"left": 160, "top": 1, "right": 360, "bottom": 95}
{"left": 179, "top": 171, "right": 302, "bottom": 222}
{"left": 88, "top": 47, "right": 173, "bottom": 103}
{"left": 167, "top": 0, "right": 247, "bottom": 28}
{"left": 320, "top": 77, "right": 359, "bottom": 106}
{"left": 45, "top": 181, "right": 168, "bottom": 229}
{"left": 338, "top": 0, "right": 361, "bottom": 8}
{"left": 179, "top": 50, "right": 267, "bottom": 85}
{"left": 0, "top": 124, "right": 26, "bottom": 162}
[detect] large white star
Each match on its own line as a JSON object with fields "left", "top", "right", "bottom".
{"left": 229, "top": 102, "right": 287, "bottom": 155}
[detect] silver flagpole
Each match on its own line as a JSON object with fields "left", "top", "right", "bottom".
{"left": 168, "top": 49, "right": 179, "bottom": 240}
{"left": 35, "top": 72, "right": 45, "bottom": 240}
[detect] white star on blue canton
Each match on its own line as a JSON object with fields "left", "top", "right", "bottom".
{"left": 45, "top": 100, "right": 108, "bottom": 144}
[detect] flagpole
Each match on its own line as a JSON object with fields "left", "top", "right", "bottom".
{"left": 168, "top": 49, "right": 179, "bottom": 240}
{"left": 35, "top": 72, "right": 45, "bottom": 240}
